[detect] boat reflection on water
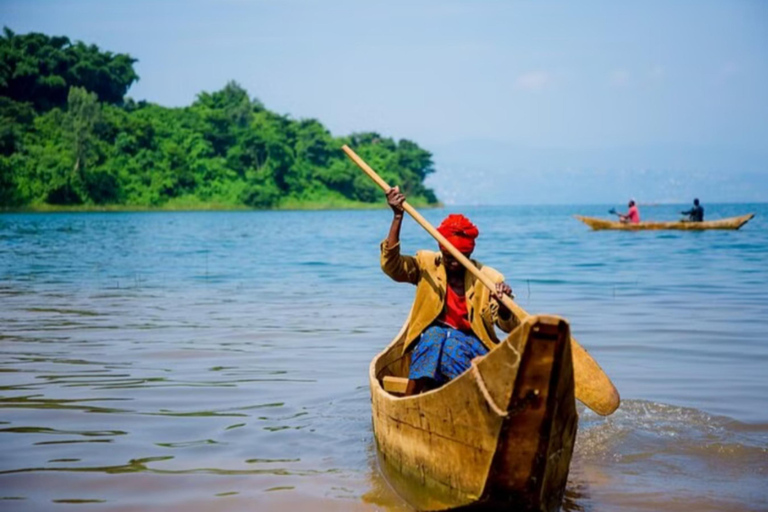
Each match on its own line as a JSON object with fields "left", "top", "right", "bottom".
{"left": 368, "top": 444, "right": 596, "bottom": 512}
{"left": 374, "top": 449, "right": 471, "bottom": 511}
{"left": 361, "top": 441, "right": 413, "bottom": 512}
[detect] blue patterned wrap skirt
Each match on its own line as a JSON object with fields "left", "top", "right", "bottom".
{"left": 408, "top": 324, "right": 489, "bottom": 385}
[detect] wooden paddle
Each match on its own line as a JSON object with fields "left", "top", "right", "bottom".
{"left": 342, "top": 144, "right": 620, "bottom": 416}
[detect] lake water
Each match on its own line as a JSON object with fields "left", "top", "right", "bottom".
{"left": 1, "top": 204, "right": 767, "bottom": 511}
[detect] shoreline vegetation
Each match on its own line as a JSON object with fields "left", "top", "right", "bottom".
{"left": 1, "top": 197, "right": 441, "bottom": 213}
{"left": 0, "top": 28, "right": 439, "bottom": 212}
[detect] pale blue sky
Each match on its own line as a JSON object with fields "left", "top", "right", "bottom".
{"left": 3, "top": 0, "right": 767, "bottom": 203}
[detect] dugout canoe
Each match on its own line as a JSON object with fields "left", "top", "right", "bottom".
{"left": 370, "top": 315, "right": 577, "bottom": 511}
{"left": 574, "top": 213, "right": 754, "bottom": 231}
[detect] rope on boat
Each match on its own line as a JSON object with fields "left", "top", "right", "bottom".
{"left": 471, "top": 361, "right": 508, "bottom": 417}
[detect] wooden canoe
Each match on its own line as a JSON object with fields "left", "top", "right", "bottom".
{"left": 574, "top": 213, "right": 754, "bottom": 231}
{"left": 370, "top": 315, "right": 577, "bottom": 511}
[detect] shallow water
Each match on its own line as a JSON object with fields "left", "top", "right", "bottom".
{"left": 1, "top": 204, "right": 767, "bottom": 511}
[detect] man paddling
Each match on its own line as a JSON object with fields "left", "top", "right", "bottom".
{"left": 616, "top": 199, "right": 640, "bottom": 224}
{"left": 681, "top": 198, "right": 704, "bottom": 222}
{"left": 381, "top": 186, "right": 520, "bottom": 395}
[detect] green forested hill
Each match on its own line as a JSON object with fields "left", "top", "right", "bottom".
{"left": 0, "top": 28, "right": 438, "bottom": 210}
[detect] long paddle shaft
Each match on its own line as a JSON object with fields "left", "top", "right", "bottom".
{"left": 342, "top": 144, "right": 620, "bottom": 416}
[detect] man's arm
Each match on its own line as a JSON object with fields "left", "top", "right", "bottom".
{"left": 380, "top": 186, "right": 420, "bottom": 284}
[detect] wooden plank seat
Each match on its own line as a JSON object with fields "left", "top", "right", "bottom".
{"left": 382, "top": 376, "right": 410, "bottom": 396}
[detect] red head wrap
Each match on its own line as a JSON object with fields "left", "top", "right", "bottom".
{"left": 437, "top": 214, "right": 479, "bottom": 254}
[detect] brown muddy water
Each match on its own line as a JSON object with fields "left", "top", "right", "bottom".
{"left": 1, "top": 205, "right": 767, "bottom": 511}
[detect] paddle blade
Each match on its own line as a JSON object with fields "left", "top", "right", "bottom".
{"left": 571, "top": 338, "right": 620, "bottom": 415}
{"left": 504, "top": 298, "right": 620, "bottom": 415}
{"left": 608, "top": 208, "right": 617, "bottom": 215}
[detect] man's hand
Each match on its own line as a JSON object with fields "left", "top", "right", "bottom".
{"left": 494, "top": 282, "right": 514, "bottom": 319}
{"left": 495, "top": 282, "right": 514, "bottom": 300}
{"left": 387, "top": 186, "right": 405, "bottom": 215}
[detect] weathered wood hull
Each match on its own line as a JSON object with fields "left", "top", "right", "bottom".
{"left": 574, "top": 213, "right": 754, "bottom": 231}
{"left": 370, "top": 315, "right": 577, "bottom": 511}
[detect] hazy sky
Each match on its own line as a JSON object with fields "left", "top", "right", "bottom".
{"left": 3, "top": 0, "right": 767, "bottom": 203}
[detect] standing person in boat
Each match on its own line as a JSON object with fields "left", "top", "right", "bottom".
{"left": 382, "top": 186, "right": 520, "bottom": 395}
{"left": 616, "top": 199, "right": 640, "bottom": 224}
{"left": 681, "top": 198, "right": 704, "bottom": 222}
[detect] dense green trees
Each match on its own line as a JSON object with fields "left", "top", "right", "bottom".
{"left": 0, "top": 28, "right": 438, "bottom": 210}
{"left": 0, "top": 28, "right": 138, "bottom": 111}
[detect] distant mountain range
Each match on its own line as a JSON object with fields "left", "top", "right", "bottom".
{"left": 427, "top": 140, "right": 768, "bottom": 204}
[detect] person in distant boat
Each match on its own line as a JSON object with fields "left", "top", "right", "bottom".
{"left": 617, "top": 199, "right": 640, "bottom": 224}
{"left": 381, "top": 186, "right": 520, "bottom": 395}
{"left": 681, "top": 198, "right": 704, "bottom": 222}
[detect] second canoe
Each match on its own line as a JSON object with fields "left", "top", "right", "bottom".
{"left": 574, "top": 213, "right": 754, "bottom": 231}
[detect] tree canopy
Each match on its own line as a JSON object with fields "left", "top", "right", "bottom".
{"left": 0, "top": 28, "right": 438, "bottom": 209}
{"left": 0, "top": 28, "right": 139, "bottom": 111}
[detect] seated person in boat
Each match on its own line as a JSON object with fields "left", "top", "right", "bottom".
{"left": 381, "top": 186, "right": 520, "bottom": 394}
{"left": 618, "top": 199, "right": 640, "bottom": 224}
{"left": 681, "top": 198, "right": 704, "bottom": 222}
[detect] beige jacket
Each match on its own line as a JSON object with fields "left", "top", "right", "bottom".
{"left": 380, "top": 240, "right": 520, "bottom": 355}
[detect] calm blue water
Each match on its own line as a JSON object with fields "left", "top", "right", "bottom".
{"left": 1, "top": 204, "right": 767, "bottom": 511}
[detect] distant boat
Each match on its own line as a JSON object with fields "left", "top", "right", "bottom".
{"left": 574, "top": 213, "right": 755, "bottom": 231}
{"left": 371, "top": 315, "right": 577, "bottom": 511}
